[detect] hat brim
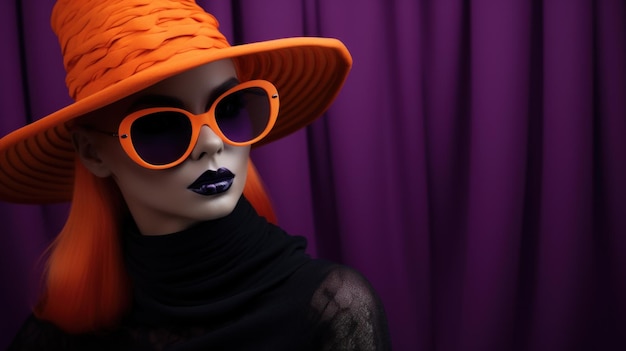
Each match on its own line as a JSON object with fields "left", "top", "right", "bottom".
{"left": 0, "top": 37, "right": 352, "bottom": 203}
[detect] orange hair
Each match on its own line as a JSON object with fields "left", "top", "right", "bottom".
{"left": 244, "top": 160, "right": 277, "bottom": 224}
{"left": 36, "top": 158, "right": 276, "bottom": 333}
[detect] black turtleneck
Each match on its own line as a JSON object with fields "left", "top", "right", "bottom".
{"left": 123, "top": 196, "right": 313, "bottom": 328}
{"left": 10, "top": 196, "right": 391, "bottom": 350}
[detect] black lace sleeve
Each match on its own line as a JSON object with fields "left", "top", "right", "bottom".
{"left": 309, "top": 265, "right": 392, "bottom": 351}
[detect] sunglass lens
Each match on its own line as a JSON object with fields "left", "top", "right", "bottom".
{"left": 131, "top": 111, "right": 192, "bottom": 165}
{"left": 215, "top": 87, "right": 270, "bottom": 143}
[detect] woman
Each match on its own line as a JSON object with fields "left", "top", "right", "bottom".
{"left": 1, "top": 0, "right": 390, "bottom": 349}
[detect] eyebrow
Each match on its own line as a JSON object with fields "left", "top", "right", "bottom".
{"left": 206, "top": 77, "right": 240, "bottom": 108}
{"left": 126, "top": 77, "right": 241, "bottom": 113}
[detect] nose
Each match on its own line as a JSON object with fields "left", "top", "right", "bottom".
{"left": 189, "top": 125, "right": 223, "bottom": 161}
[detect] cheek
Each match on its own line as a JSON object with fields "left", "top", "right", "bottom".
{"left": 99, "top": 140, "right": 153, "bottom": 184}
{"left": 97, "top": 136, "right": 130, "bottom": 164}
{"left": 221, "top": 146, "right": 250, "bottom": 196}
{"left": 232, "top": 147, "right": 251, "bottom": 176}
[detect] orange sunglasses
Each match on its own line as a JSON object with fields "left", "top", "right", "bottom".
{"left": 89, "top": 80, "right": 279, "bottom": 170}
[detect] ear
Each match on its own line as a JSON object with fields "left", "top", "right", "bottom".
{"left": 72, "top": 130, "right": 112, "bottom": 178}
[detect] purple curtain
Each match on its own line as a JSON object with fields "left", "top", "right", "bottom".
{"left": 2, "top": 1, "right": 625, "bottom": 350}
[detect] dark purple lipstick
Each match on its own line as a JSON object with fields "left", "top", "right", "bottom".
{"left": 188, "top": 167, "right": 235, "bottom": 196}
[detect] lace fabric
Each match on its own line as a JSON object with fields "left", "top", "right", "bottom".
{"left": 310, "top": 265, "right": 391, "bottom": 351}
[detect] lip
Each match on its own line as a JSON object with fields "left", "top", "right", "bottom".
{"left": 188, "top": 167, "right": 235, "bottom": 196}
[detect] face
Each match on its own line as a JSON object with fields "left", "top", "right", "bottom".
{"left": 75, "top": 60, "right": 251, "bottom": 235}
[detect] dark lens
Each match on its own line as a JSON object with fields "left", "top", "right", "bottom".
{"left": 131, "top": 111, "right": 192, "bottom": 165}
{"left": 215, "top": 87, "right": 270, "bottom": 143}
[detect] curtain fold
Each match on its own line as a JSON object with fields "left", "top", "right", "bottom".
{"left": 2, "top": 1, "right": 625, "bottom": 350}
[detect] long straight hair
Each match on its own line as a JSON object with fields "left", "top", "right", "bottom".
{"left": 36, "top": 158, "right": 276, "bottom": 333}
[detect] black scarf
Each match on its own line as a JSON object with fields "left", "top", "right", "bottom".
{"left": 122, "top": 196, "right": 312, "bottom": 328}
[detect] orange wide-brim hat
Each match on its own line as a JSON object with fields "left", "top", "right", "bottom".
{"left": 0, "top": 0, "right": 352, "bottom": 204}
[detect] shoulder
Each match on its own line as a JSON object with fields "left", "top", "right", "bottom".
{"left": 309, "top": 264, "right": 392, "bottom": 350}
{"left": 311, "top": 264, "right": 380, "bottom": 311}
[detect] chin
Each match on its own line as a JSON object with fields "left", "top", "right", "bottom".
{"left": 194, "top": 189, "right": 242, "bottom": 221}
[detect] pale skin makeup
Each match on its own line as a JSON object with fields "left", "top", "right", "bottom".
{"left": 73, "top": 59, "right": 250, "bottom": 236}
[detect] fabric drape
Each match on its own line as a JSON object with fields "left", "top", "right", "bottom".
{"left": 1, "top": 1, "right": 625, "bottom": 350}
